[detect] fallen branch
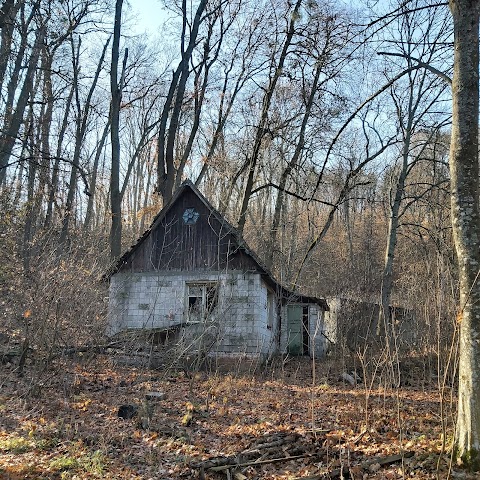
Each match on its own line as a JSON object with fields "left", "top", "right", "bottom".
{"left": 358, "top": 451, "right": 414, "bottom": 468}
{"left": 308, "top": 428, "right": 332, "bottom": 435}
{"left": 193, "top": 433, "right": 303, "bottom": 470}
{"left": 42, "top": 342, "right": 127, "bottom": 361}
{"left": 243, "top": 434, "right": 299, "bottom": 454}
{"left": 210, "top": 453, "right": 317, "bottom": 472}
{"left": 351, "top": 429, "right": 367, "bottom": 445}
{"left": 294, "top": 451, "right": 415, "bottom": 480}
{"left": 193, "top": 453, "right": 257, "bottom": 470}
{"left": 62, "top": 341, "right": 126, "bottom": 355}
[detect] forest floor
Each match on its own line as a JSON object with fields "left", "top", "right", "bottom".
{"left": 0, "top": 354, "right": 470, "bottom": 479}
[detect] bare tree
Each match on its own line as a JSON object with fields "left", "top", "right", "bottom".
{"left": 236, "top": 0, "right": 302, "bottom": 235}
{"left": 109, "top": 0, "right": 126, "bottom": 260}
{"left": 263, "top": 12, "right": 349, "bottom": 269}
{"left": 0, "top": 5, "right": 45, "bottom": 185}
{"left": 58, "top": 35, "right": 111, "bottom": 249}
{"left": 449, "top": 0, "right": 480, "bottom": 470}
{"left": 194, "top": 5, "right": 267, "bottom": 188}
{"left": 0, "top": 0, "right": 22, "bottom": 93}
{"left": 155, "top": 0, "right": 208, "bottom": 204}
{"left": 376, "top": 1, "right": 451, "bottom": 335}
{"left": 84, "top": 121, "right": 110, "bottom": 232}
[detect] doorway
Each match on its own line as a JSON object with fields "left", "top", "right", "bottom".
{"left": 287, "top": 305, "right": 309, "bottom": 356}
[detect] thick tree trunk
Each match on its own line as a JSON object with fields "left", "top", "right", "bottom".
{"left": 0, "top": 0, "right": 21, "bottom": 94}
{"left": 109, "top": 0, "right": 124, "bottom": 260}
{"left": 450, "top": 0, "right": 480, "bottom": 470}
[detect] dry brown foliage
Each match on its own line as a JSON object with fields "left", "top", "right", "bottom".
{"left": 0, "top": 355, "right": 468, "bottom": 479}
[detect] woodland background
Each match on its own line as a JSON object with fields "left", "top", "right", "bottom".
{"left": 0, "top": 0, "right": 465, "bottom": 478}
{"left": 0, "top": 0, "right": 456, "bottom": 362}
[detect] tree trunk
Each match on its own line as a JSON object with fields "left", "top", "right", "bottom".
{"left": 109, "top": 0, "right": 124, "bottom": 260}
{"left": 36, "top": 49, "right": 54, "bottom": 225}
{"left": 22, "top": 109, "right": 35, "bottom": 272}
{"left": 378, "top": 138, "right": 409, "bottom": 336}
{"left": 44, "top": 79, "right": 75, "bottom": 229}
{"left": 156, "top": 0, "right": 207, "bottom": 204}
{"left": 0, "top": 0, "right": 21, "bottom": 94}
{"left": 59, "top": 35, "right": 110, "bottom": 248}
{"left": 450, "top": 0, "right": 480, "bottom": 470}
{"left": 139, "top": 157, "right": 153, "bottom": 233}
{"left": 0, "top": 22, "right": 44, "bottom": 185}
{"left": 237, "top": 0, "right": 302, "bottom": 235}
{"left": 84, "top": 121, "right": 110, "bottom": 231}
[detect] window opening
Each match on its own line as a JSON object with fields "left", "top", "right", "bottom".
{"left": 187, "top": 282, "right": 218, "bottom": 322}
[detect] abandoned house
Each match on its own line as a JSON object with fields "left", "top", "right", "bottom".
{"left": 324, "top": 297, "right": 416, "bottom": 354}
{"left": 106, "top": 180, "right": 329, "bottom": 358}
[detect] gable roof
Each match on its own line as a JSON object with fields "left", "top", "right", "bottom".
{"left": 107, "top": 180, "right": 328, "bottom": 310}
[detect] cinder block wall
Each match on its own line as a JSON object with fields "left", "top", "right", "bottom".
{"left": 108, "top": 271, "right": 276, "bottom": 355}
{"left": 323, "top": 297, "right": 341, "bottom": 345}
{"left": 309, "top": 305, "right": 326, "bottom": 358}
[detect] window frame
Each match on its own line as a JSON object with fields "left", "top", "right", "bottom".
{"left": 186, "top": 281, "right": 219, "bottom": 323}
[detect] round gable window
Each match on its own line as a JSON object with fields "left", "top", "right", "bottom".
{"left": 182, "top": 208, "right": 200, "bottom": 225}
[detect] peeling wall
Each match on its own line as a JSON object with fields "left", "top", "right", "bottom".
{"left": 108, "top": 270, "right": 276, "bottom": 355}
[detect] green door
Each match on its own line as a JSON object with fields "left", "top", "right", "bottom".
{"left": 287, "top": 305, "right": 303, "bottom": 355}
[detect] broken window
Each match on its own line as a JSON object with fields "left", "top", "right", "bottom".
{"left": 186, "top": 282, "right": 218, "bottom": 323}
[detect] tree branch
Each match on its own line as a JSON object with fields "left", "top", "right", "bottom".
{"left": 377, "top": 51, "right": 452, "bottom": 84}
